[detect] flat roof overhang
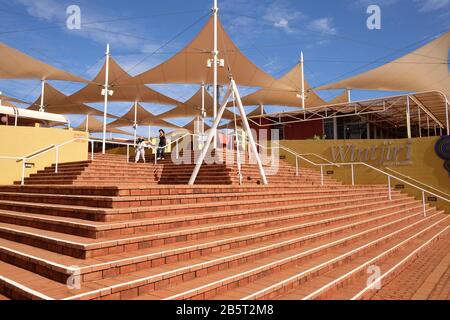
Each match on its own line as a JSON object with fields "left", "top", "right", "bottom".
{"left": 0, "top": 105, "right": 69, "bottom": 127}
{"left": 245, "top": 91, "right": 449, "bottom": 132}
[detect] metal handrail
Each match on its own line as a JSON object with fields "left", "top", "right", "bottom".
{"left": 0, "top": 156, "right": 24, "bottom": 160}
{"left": 274, "top": 142, "right": 341, "bottom": 167}
{"left": 334, "top": 161, "right": 449, "bottom": 217}
{"left": 16, "top": 145, "right": 56, "bottom": 162}
{"left": 385, "top": 167, "right": 450, "bottom": 198}
{"left": 244, "top": 138, "right": 449, "bottom": 215}
{"left": 295, "top": 153, "right": 339, "bottom": 167}
{"left": 1, "top": 133, "right": 202, "bottom": 185}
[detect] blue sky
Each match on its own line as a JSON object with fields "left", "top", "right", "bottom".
{"left": 0, "top": 0, "right": 449, "bottom": 137}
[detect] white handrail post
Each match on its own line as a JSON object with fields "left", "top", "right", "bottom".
{"left": 320, "top": 165, "right": 324, "bottom": 186}
{"left": 351, "top": 164, "right": 355, "bottom": 186}
{"left": 176, "top": 140, "right": 179, "bottom": 160}
{"left": 422, "top": 191, "right": 427, "bottom": 217}
{"left": 296, "top": 156, "right": 299, "bottom": 177}
{"left": 55, "top": 146, "right": 59, "bottom": 173}
{"left": 21, "top": 159, "right": 25, "bottom": 186}
{"left": 154, "top": 147, "right": 157, "bottom": 165}
{"left": 388, "top": 176, "right": 392, "bottom": 200}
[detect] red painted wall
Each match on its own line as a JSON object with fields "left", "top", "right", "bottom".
{"left": 249, "top": 117, "right": 324, "bottom": 141}
{"left": 284, "top": 119, "right": 324, "bottom": 140}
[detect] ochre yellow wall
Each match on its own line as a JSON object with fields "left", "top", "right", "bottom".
{"left": 0, "top": 126, "right": 88, "bottom": 185}
{"left": 277, "top": 137, "right": 449, "bottom": 213}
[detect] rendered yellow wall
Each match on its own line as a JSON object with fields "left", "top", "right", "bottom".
{"left": 278, "top": 137, "right": 449, "bottom": 213}
{"left": 0, "top": 126, "right": 88, "bottom": 185}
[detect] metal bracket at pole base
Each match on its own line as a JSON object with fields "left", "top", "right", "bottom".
{"left": 188, "top": 79, "right": 268, "bottom": 186}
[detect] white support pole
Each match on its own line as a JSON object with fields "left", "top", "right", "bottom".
{"left": 320, "top": 165, "right": 324, "bottom": 186}
{"left": 422, "top": 191, "right": 427, "bottom": 217}
{"left": 418, "top": 106, "right": 422, "bottom": 138}
{"left": 347, "top": 89, "right": 352, "bottom": 103}
{"left": 21, "top": 160, "right": 25, "bottom": 186}
{"left": 134, "top": 101, "right": 138, "bottom": 147}
{"left": 434, "top": 124, "right": 437, "bottom": 136}
{"left": 232, "top": 80, "right": 268, "bottom": 185}
{"left": 148, "top": 125, "right": 151, "bottom": 141}
{"left": 201, "top": 83, "right": 206, "bottom": 135}
{"left": 300, "top": 51, "right": 305, "bottom": 109}
{"left": 102, "top": 44, "right": 111, "bottom": 155}
{"left": 366, "top": 122, "right": 370, "bottom": 140}
{"left": 388, "top": 176, "right": 392, "bottom": 200}
{"left": 189, "top": 85, "right": 233, "bottom": 185}
{"left": 406, "top": 96, "right": 412, "bottom": 139}
{"left": 212, "top": 0, "right": 219, "bottom": 149}
{"left": 39, "top": 80, "right": 46, "bottom": 112}
{"left": 446, "top": 98, "right": 450, "bottom": 136}
{"left": 189, "top": 79, "right": 268, "bottom": 186}
{"left": 351, "top": 164, "right": 355, "bottom": 186}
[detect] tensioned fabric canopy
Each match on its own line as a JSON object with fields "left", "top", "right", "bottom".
{"left": 108, "top": 103, "right": 179, "bottom": 129}
{"left": 76, "top": 116, "right": 133, "bottom": 136}
{"left": 247, "top": 105, "right": 267, "bottom": 118}
{"left": 69, "top": 57, "right": 181, "bottom": 105}
{"left": 0, "top": 43, "right": 87, "bottom": 82}
{"left": 27, "top": 83, "right": 107, "bottom": 117}
{"left": 0, "top": 93, "right": 29, "bottom": 105}
{"left": 239, "top": 64, "right": 327, "bottom": 108}
{"left": 328, "top": 90, "right": 349, "bottom": 105}
{"left": 122, "top": 17, "right": 286, "bottom": 89}
{"left": 183, "top": 118, "right": 212, "bottom": 133}
{"left": 159, "top": 88, "right": 235, "bottom": 120}
{"left": 318, "top": 31, "right": 450, "bottom": 100}
{"left": 218, "top": 106, "right": 266, "bottom": 129}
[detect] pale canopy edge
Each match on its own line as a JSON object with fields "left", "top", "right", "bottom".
{"left": 27, "top": 83, "right": 111, "bottom": 117}
{"left": 317, "top": 31, "right": 450, "bottom": 100}
{"left": 0, "top": 42, "right": 87, "bottom": 83}
{"left": 69, "top": 57, "right": 182, "bottom": 105}
{"left": 239, "top": 64, "right": 327, "bottom": 108}
{"left": 76, "top": 116, "right": 133, "bottom": 136}
{"left": 159, "top": 88, "right": 235, "bottom": 120}
{"left": 123, "top": 16, "right": 290, "bottom": 89}
{"left": 108, "top": 103, "right": 180, "bottom": 129}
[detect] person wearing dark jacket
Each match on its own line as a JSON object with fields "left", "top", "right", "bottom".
{"left": 157, "top": 129, "right": 167, "bottom": 160}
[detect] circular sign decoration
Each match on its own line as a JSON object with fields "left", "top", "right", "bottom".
{"left": 435, "top": 135, "right": 450, "bottom": 161}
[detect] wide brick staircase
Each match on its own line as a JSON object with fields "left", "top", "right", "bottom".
{"left": 0, "top": 152, "right": 448, "bottom": 300}
{"left": 18, "top": 152, "right": 326, "bottom": 186}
